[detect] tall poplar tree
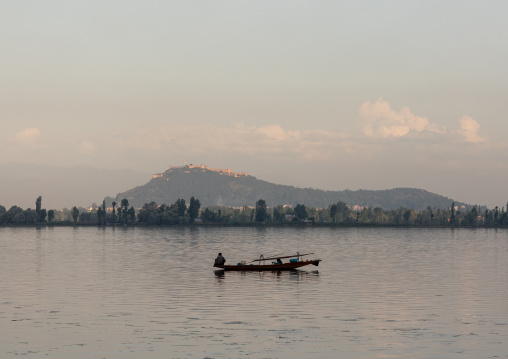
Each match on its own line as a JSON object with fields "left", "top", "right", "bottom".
{"left": 188, "top": 196, "right": 200, "bottom": 222}
{"left": 255, "top": 199, "right": 268, "bottom": 223}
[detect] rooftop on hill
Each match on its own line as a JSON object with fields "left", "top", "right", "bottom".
{"left": 152, "top": 164, "right": 248, "bottom": 179}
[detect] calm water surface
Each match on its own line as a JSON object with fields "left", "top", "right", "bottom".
{"left": 1, "top": 227, "right": 507, "bottom": 358}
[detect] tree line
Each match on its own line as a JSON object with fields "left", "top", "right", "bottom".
{"left": 0, "top": 196, "right": 136, "bottom": 226}
{"left": 1, "top": 197, "right": 508, "bottom": 227}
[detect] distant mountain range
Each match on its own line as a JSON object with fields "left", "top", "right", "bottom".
{"left": 112, "top": 164, "right": 462, "bottom": 210}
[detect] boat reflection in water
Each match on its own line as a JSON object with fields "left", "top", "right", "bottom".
{"left": 214, "top": 269, "right": 320, "bottom": 277}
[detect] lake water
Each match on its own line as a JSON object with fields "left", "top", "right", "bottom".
{"left": 1, "top": 226, "right": 507, "bottom": 359}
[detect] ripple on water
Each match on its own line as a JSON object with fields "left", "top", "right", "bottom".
{"left": 1, "top": 227, "right": 508, "bottom": 359}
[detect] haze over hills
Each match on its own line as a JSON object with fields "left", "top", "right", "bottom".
{"left": 0, "top": 163, "right": 149, "bottom": 210}
{"left": 113, "top": 164, "right": 463, "bottom": 210}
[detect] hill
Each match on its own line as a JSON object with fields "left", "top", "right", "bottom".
{"left": 112, "top": 164, "right": 462, "bottom": 210}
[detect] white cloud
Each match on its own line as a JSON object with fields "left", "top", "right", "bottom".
{"left": 358, "top": 98, "right": 446, "bottom": 139}
{"left": 2, "top": 106, "right": 492, "bottom": 181}
{"left": 107, "top": 123, "right": 351, "bottom": 163}
{"left": 10, "top": 128, "right": 42, "bottom": 149}
{"left": 256, "top": 125, "right": 299, "bottom": 141}
{"left": 458, "top": 115, "right": 485, "bottom": 143}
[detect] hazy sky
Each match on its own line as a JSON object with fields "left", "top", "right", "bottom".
{"left": 1, "top": 1, "right": 507, "bottom": 208}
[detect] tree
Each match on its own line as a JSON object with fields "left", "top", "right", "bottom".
{"left": 188, "top": 196, "right": 200, "bottom": 222}
{"left": 255, "top": 199, "right": 268, "bottom": 223}
{"left": 47, "top": 209, "right": 55, "bottom": 223}
{"left": 35, "top": 195, "right": 46, "bottom": 222}
{"left": 0, "top": 205, "right": 6, "bottom": 224}
{"left": 450, "top": 202, "right": 456, "bottom": 225}
{"left": 463, "top": 205, "right": 479, "bottom": 226}
{"left": 120, "top": 199, "right": 129, "bottom": 223}
{"left": 294, "top": 204, "right": 307, "bottom": 221}
{"left": 39, "top": 209, "right": 47, "bottom": 223}
{"left": 111, "top": 201, "right": 117, "bottom": 223}
{"left": 79, "top": 211, "right": 97, "bottom": 224}
{"left": 4, "top": 206, "right": 23, "bottom": 224}
{"left": 36, "top": 196, "right": 42, "bottom": 216}
{"left": 336, "top": 201, "right": 350, "bottom": 223}
{"left": 273, "top": 205, "right": 285, "bottom": 222}
{"left": 128, "top": 207, "right": 136, "bottom": 223}
{"left": 201, "top": 208, "right": 216, "bottom": 222}
{"left": 176, "top": 199, "right": 186, "bottom": 217}
{"left": 71, "top": 206, "right": 80, "bottom": 224}
{"left": 330, "top": 204, "right": 338, "bottom": 223}
{"left": 22, "top": 209, "right": 38, "bottom": 224}
{"left": 137, "top": 201, "right": 158, "bottom": 224}
{"left": 120, "top": 198, "right": 129, "bottom": 209}
{"left": 97, "top": 207, "right": 104, "bottom": 225}
{"left": 500, "top": 203, "right": 508, "bottom": 225}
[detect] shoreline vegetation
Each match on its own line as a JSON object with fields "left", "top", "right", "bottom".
{"left": 1, "top": 196, "right": 508, "bottom": 228}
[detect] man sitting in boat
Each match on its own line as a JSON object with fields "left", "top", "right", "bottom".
{"left": 275, "top": 258, "right": 282, "bottom": 264}
{"left": 214, "top": 253, "right": 226, "bottom": 266}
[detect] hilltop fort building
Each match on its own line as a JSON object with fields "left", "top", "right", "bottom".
{"left": 152, "top": 164, "right": 248, "bottom": 179}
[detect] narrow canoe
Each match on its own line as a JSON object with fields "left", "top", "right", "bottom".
{"left": 214, "top": 259, "right": 321, "bottom": 271}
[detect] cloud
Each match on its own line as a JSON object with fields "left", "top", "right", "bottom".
{"left": 3, "top": 104, "right": 489, "bottom": 175}
{"left": 358, "top": 98, "right": 446, "bottom": 139}
{"left": 458, "top": 115, "right": 485, "bottom": 143}
{"left": 105, "top": 122, "right": 351, "bottom": 164}
{"left": 256, "top": 125, "right": 299, "bottom": 141}
{"left": 10, "top": 128, "right": 42, "bottom": 149}
{"left": 75, "top": 140, "right": 96, "bottom": 155}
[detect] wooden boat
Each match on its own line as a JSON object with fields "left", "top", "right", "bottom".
{"left": 214, "top": 252, "right": 321, "bottom": 271}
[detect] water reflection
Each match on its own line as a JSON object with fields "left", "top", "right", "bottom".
{"left": 213, "top": 269, "right": 225, "bottom": 277}
{"left": 214, "top": 269, "right": 320, "bottom": 279}
{"left": 0, "top": 227, "right": 507, "bottom": 359}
